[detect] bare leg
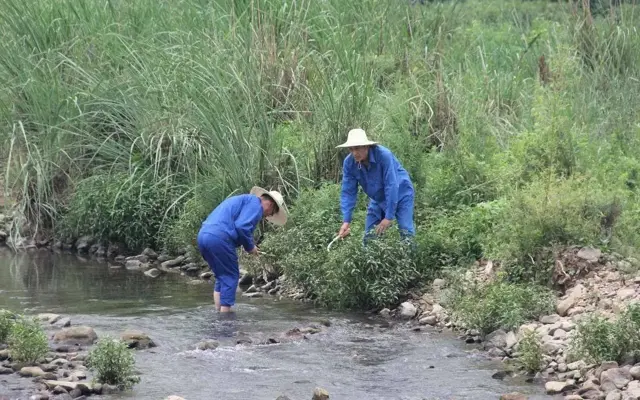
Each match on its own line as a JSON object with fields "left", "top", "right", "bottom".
{"left": 214, "top": 291, "right": 221, "bottom": 311}
{"left": 220, "top": 306, "right": 232, "bottom": 313}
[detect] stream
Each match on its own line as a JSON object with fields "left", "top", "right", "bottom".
{"left": 0, "top": 247, "right": 553, "bottom": 400}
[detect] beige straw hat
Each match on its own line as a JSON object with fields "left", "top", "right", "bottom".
{"left": 250, "top": 186, "right": 288, "bottom": 226}
{"left": 336, "top": 128, "right": 378, "bottom": 148}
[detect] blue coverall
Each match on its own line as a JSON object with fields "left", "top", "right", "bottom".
{"left": 340, "top": 145, "right": 415, "bottom": 240}
{"left": 196, "top": 194, "right": 263, "bottom": 307}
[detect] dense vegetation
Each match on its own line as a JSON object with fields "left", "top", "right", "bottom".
{"left": 1, "top": 0, "right": 640, "bottom": 310}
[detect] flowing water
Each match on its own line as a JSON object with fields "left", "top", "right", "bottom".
{"left": 0, "top": 248, "right": 554, "bottom": 400}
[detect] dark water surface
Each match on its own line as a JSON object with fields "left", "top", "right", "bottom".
{"left": 0, "top": 248, "right": 554, "bottom": 400}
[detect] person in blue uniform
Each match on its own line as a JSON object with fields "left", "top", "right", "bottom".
{"left": 197, "top": 187, "right": 287, "bottom": 313}
{"left": 336, "top": 128, "right": 415, "bottom": 241}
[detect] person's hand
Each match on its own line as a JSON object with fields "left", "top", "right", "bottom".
{"left": 249, "top": 246, "right": 259, "bottom": 256}
{"left": 375, "top": 218, "right": 393, "bottom": 235}
{"left": 338, "top": 222, "right": 351, "bottom": 238}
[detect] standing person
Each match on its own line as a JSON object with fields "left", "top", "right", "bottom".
{"left": 197, "top": 186, "right": 287, "bottom": 313}
{"left": 336, "top": 128, "right": 415, "bottom": 242}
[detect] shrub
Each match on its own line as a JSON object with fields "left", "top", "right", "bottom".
{"left": 7, "top": 316, "right": 49, "bottom": 364}
{"left": 482, "top": 176, "right": 618, "bottom": 283}
{"left": 87, "top": 337, "right": 139, "bottom": 390}
{"left": 569, "top": 304, "right": 640, "bottom": 364}
{"left": 261, "top": 183, "right": 423, "bottom": 310}
{"left": 0, "top": 310, "right": 15, "bottom": 344}
{"left": 446, "top": 279, "right": 556, "bottom": 334}
{"left": 59, "top": 172, "right": 184, "bottom": 252}
{"left": 313, "top": 230, "right": 419, "bottom": 310}
{"left": 517, "top": 330, "right": 544, "bottom": 374}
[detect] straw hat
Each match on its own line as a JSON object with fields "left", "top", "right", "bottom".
{"left": 336, "top": 128, "right": 378, "bottom": 148}
{"left": 250, "top": 186, "right": 288, "bottom": 226}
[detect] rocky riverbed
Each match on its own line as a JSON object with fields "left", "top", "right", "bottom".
{"left": 390, "top": 247, "right": 640, "bottom": 400}
{"left": 0, "top": 310, "right": 334, "bottom": 400}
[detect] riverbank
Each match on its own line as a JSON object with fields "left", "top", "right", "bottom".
{"left": 396, "top": 247, "right": 640, "bottom": 400}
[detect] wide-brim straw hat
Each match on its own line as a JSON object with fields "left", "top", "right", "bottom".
{"left": 250, "top": 186, "right": 288, "bottom": 226}
{"left": 336, "top": 128, "right": 378, "bottom": 148}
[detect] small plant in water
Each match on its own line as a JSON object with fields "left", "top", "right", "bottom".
{"left": 7, "top": 316, "right": 49, "bottom": 364}
{"left": 87, "top": 336, "right": 140, "bottom": 390}
{"left": 517, "top": 330, "right": 544, "bottom": 374}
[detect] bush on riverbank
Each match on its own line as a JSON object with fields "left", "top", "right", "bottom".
{"left": 568, "top": 304, "right": 640, "bottom": 364}
{"left": 7, "top": 316, "right": 48, "bottom": 364}
{"left": 445, "top": 279, "right": 556, "bottom": 334}
{"left": 87, "top": 337, "right": 140, "bottom": 390}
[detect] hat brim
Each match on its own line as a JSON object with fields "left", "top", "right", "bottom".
{"left": 250, "top": 186, "right": 288, "bottom": 226}
{"left": 335, "top": 140, "right": 378, "bottom": 149}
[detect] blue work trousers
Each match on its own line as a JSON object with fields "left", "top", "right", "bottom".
{"left": 364, "top": 192, "right": 415, "bottom": 242}
{"left": 197, "top": 231, "right": 239, "bottom": 307}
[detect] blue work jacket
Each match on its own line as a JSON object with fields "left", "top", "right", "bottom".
{"left": 199, "top": 194, "right": 263, "bottom": 252}
{"left": 340, "top": 145, "right": 414, "bottom": 223}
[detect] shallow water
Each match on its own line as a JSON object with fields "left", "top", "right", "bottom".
{"left": 0, "top": 248, "right": 554, "bottom": 400}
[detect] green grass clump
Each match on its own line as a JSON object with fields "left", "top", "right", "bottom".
{"left": 569, "top": 304, "right": 640, "bottom": 364}
{"left": 87, "top": 337, "right": 140, "bottom": 390}
{"left": 7, "top": 316, "right": 49, "bottom": 364}
{"left": 446, "top": 279, "right": 556, "bottom": 334}
{"left": 517, "top": 330, "right": 545, "bottom": 374}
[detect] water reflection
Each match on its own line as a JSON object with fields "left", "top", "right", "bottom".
{"left": 0, "top": 248, "right": 212, "bottom": 315}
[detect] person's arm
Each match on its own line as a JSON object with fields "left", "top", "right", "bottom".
{"left": 340, "top": 157, "right": 358, "bottom": 223}
{"left": 381, "top": 151, "right": 399, "bottom": 221}
{"left": 235, "top": 197, "right": 263, "bottom": 253}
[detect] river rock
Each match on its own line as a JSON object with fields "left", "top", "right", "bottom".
{"left": 0, "top": 366, "right": 13, "bottom": 374}
{"left": 564, "top": 395, "right": 583, "bottom": 400}
{"left": 19, "top": 366, "right": 45, "bottom": 377}
{"left": 37, "top": 313, "right": 61, "bottom": 324}
{"left": 75, "top": 236, "right": 94, "bottom": 253}
{"left": 500, "top": 393, "right": 527, "bottom": 400}
{"left": 125, "top": 259, "right": 149, "bottom": 270}
{"left": 601, "top": 368, "right": 631, "bottom": 391}
{"left": 200, "top": 271, "right": 213, "bottom": 280}
{"left": 541, "top": 314, "right": 562, "bottom": 324}
{"left": 629, "top": 365, "right": 640, "bottom": 379}
{"left": 312, "top": 387, "right": 330, "bottom": 400}
{"left": 605, "top": 390, "right": 622, "bottom": 400}
{"left": 121, "top": 330, "right": 156, "bottom": 349}
{"left": 144, "top": 268, "right": 161, "bottom": 278}
{"left": 505, "top": 331, "right": 518, "bottom": 349}
{"left": 419, "top": 315, "right": 438, "bottom": 326}
{"left": 578, "top": 387, "right": 605, "bottom": 399}
{"left": 276, "top": 396, "right": 292, "bottom": 400}
{"left": 397, "top": 302, "right": 417, "bottom": 319}
{"left": 577, "top": 247, "right": 602, "bottom": 263}
{"left": 558, "top": 284, "right": 586, "bottom": 316}
{"left": 545, "top": 381, "right": 573, "bottom": 394}
{"left": 484, "top": 329, "right": 507, "bottom": 350}
{"left": 624, "top": 381, "right": 640, "bottom": 398}
{"left": 53, "top": 317, "right": 72, "bottom": 328}
{"left": 43, "top": 380, "right": 92, "bottom": 394}
{"left": 243, "top": 292, "right": 263, "bottom": 298}
{"left": 142, "top": 248, "right": 158, "bottom": 259}
{"left": 568, "top": 360, "right": 587, "bottom": 371}
{"left": 161, "top": 256, "right": 186, "bottom": 269}
{"left": 196, "top": 340, "right": 219, "bottom": 351}
{"left": 53, "top": 326, "right": 98, "bottom": 345}
{"left": 30, "top": 394, "right": 50, "bottom": 400}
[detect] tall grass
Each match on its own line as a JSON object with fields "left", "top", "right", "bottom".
{"left": 0, "top": 0, "right": 639, "bottom": 278}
